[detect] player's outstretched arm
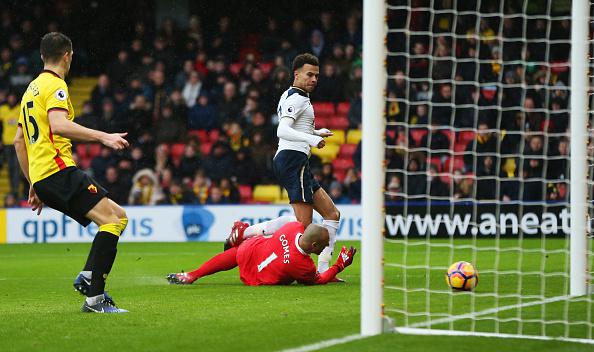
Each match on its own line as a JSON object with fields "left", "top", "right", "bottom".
{"left": 277, "top": 117, "right": 324, "bottom": 148}
{"left": 48, "top": 110, "right": 129, "bottom": 150}
{"left": 311, "top": 246, "right": 357, "bottom": 285}
{"left": 14, "top": 126, "right": 43, "bottom": 215}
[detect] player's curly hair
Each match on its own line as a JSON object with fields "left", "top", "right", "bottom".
{"left": 40, "top": 32, "right": 72, "bottom": 64}
{"left": 292, "top": 53, "right": 319, "bottom": 71}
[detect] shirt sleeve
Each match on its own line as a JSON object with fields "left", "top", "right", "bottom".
{"left": 45, "top": 80, "right": 69, "bottom": 114}
{"left": 280, "top": 95, "right": 307, "bottom": 120}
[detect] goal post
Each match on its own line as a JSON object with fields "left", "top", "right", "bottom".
{"left": 360, "top": 0, "right": 594, "bottom": 343}
{"left": 361, "top": 0, "right": 387, "bottom": 336}
{"left": 569, "top": 0, "right": 589, "bottom": 297}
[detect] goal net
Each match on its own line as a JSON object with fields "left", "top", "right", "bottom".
{"left": 377, "top": 0, "right": 594, "bottom": 343}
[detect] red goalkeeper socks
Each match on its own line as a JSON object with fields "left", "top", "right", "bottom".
{"left": 188, "top": 247, "right": 239, "bottom": 281}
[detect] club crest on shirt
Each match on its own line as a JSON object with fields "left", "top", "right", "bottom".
{"left": 55, "top": 89, "right": 67, "bottom": 101}
{"left": 287, "top": 105, "right": 294, "bottom": 113}
{"left": 88, "top": 184, "right": 98, "bottom": 194}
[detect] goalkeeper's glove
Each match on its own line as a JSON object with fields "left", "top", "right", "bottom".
{"left": 335, "top": 246, "right": 357, "bottom": 272}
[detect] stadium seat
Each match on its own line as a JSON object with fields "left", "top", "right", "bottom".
{"left": 440, "top": 128, "right": 455, "bottom": 148}
{"left": 312, "top": 102, "right": 335, "bottom": 117}
{"left": 79, "top": 157, "right": 92, "bottom": 170}
{"left": 75, "top": 144, "right": 88, "bottom": 159}
{"left": 259, "top": 62, "right": 273, "bottom": 77}
{"left": 200, "top": 142, "right": 213, "bottom": 156}
{"left": 336, "top": 102, "right": 350, "bottom": 116}
{"left": 310, "top": 143, "right": 340, "bottom": 163}
{"left": 208, "top": 129, "right": 220, "bottom": 143}
{"left": 443, "top": 157, "right": 465, "bottom": 173}
{"left": 188, "top": 129, "right": 209, "bottom": 143}
{"left": 346, "top": 129, "right": 362, "bottom": 144}
{"left": 332, "top": 157, "right": 355, "bottom": 172}
{"left": 324, "top": 129, "right": 345, "bottom": 145}
{"left": 238, "top": 185, "right": 253, "bottom": 203}
{"left": 315, "top": 116, "right": 330, "bottom": 128}
{"left": 170, "top": 143, "right": 186, "bottom": 161}
{"left": 275, "top": 188, "right": 290, "bottom": 204}
{"left": 252, "top": 185, "right": 282, "bottom": 203}
{"left": 457, "top": 130, "right": 476, "bottom": 145}
{"left": 339, "top": 143, "right": 358, "bottom": 158}
{"left": 327, "top": 116, "right": 349, "bottom": 130}
{"left": 409, "top": 128, "right": 428, "bottom": 146}
{"left": 454, "top": 142, "right": 469, "bottom": 153}
{"left": 229, "top": 63, "right": 242, "bottom": 76}
{"left": 334, "top": 169, "right": 346, "bottom": 182}
{"left": 428, "top": 157, "right": 442, "bottom": 172}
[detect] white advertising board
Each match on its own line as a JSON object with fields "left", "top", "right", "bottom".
{"left": 4, "top": 205, "right": 363, "bottom": 243}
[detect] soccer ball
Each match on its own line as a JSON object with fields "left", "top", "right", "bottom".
{"left": 446, "top": 261, "right": 478, "bottom": 291}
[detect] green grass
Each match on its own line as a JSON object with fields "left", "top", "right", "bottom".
{"left": 0, "top": 240, "right": 592, "bottom": 351}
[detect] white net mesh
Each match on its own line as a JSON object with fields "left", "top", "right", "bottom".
{"left": 383, "top": 0, "right": 594, "bottom": 341}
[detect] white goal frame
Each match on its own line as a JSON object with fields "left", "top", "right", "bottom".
{"left": 360, "top": 0, "right": 591, "bottom": 338}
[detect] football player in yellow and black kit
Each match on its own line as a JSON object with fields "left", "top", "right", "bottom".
{"left": 15, "top": 32, "right": 130, "bottom": 313}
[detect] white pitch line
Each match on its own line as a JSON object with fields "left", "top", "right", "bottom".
{"left": 279, "top": 334, "right": 365, "bottom": 352}
{"left": 396, "top": 327, "right": 594, "bottom": 345}
{"left": 409, "top": 295, "right": 568, "bottom": 328}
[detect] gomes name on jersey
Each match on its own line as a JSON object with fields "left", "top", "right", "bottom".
{"left": 279, "top": 234, "right": 290, "bottom": 264}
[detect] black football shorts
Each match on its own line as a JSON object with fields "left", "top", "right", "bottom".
{"left": 273, "top": 150, "right": 321, "bottom": 204}
{"left": 33, "top": 166, "right": 108, "bottom": 226}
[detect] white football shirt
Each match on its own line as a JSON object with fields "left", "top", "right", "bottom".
{"left": 275, "top": 87, "right": 315, "bottom": 156}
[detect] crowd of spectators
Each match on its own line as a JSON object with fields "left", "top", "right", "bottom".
{"left": 385, "top": 0, "right": 572, "bottom": 202}
{"left": 0, "top": 4, "right": 364, "bottom": 206}
{"left": 0, "top": 1, "right": 577, "bottom": 207}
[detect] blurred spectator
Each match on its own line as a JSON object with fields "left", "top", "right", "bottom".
{"left": 178, "top": 144, "right": 202, "bottom": 180}
{"left": 155, "top": 104, "right": 186, "bottom": 144}
{"left": 329, "top": 181, "right": 350, "bottom": 204}
{"left": 192, "top": 170, "right": 210, "bottom": 204}
{"left": 182, "top": 70, "right": 202, "bottom": 108}
{"left": 0, "top": 92, "right": 21, "bottom": 194}
{"left": 348, "top": 91, "right": 361, "bottom": 128}
{"left": 108, "top": 49, "right": 133, "bottom": 89}
{"left": 218, "top": 81, "right": 241, "bottom": 124}
{"left": 10, "top": 57, "right": 32, "bottom": 95}
{"left": 188, "top": 92, "right": 217, "bottom": 130}
{"left": 547, "top": 137, "right": 569, "bottom": 181}
{"left": 203, "top": 142, "right": 235, "bottom": 182}
{"left": 476, "top": 156, "right": 497, "bottom": 200}
{"left": 91, "top": 74, "right": 112, "bottom": 114}
{"left": 405, "top": 158, "right": 426, "bottom": 196}
{"left": 428, "top": 165, "right": 449, "bottom": 197}
{"left": 128, "top": 168, "right": 164, "bottom": 205}
{"left": 160, "top": 178, "right": 197, "bottom": 205}
{"left": 206, "top": 185, "right": 227, "bottom": 204}
{"left": 104, "top": 166, "right": 129, "bottom": 205}
{"left": 314, "top": 63, "right": 342, "bottom": 102}
{"left": 220, "top": 178, "right": 240, "bottom": 203}
{"left": 90, "top": 146, "right": 116, "bottom": 184}
{"left": 522, "top": 135, "right": 545, "bottom": 201}
{"left": 4, "top": 192, "right": 17, "bottom": 208}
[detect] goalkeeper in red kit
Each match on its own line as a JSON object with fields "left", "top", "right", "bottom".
{"left": 167, "top": 216, "right": 356, "bottom": 286}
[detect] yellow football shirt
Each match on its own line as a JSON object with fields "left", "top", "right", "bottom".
{"left": 18, "top": 70, "right": 76, "bottom": 184}
{"left": 0, "top": 103, "right": 19, "bottom": 145}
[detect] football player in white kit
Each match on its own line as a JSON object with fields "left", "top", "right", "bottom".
{"left": 272, "top": 53, "right": 341, "bottom": 276}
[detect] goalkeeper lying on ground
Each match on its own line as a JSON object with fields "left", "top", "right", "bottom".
{"left": 167, "top": 216, "right": 356, "bottom": 285}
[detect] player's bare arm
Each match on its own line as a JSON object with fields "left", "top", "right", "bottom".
{"left": 14, "top": 125, "right": 43, "bottom": 215}
{"left": 48, "top": 110, "right": 129, "bottom": 150}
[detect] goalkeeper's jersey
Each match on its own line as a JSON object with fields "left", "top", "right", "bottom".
{"left": 236, "top": 222, "right": 319, "bottom": 285}
{"left": 19, "top": 70, "right": 76, "bottom": 184}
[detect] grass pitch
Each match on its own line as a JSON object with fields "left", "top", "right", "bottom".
{"left": 0, "top": 240, "right": 592, "bottom": 351}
